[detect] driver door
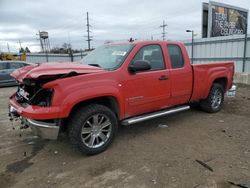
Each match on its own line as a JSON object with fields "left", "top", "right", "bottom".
{"left": 122, "top": 44, "right": 171, "bottom": 118}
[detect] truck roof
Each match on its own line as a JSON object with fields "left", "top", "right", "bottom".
{"left": 132, "top": 40, "right": 183, "bottom": 45}
{"left": 107, "top": 40, "right": 184, "bottom": 46}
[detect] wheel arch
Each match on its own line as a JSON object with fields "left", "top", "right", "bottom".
{"left": 69, "top": 96, "right": 120, "bottom": 120}
{"left": 212, "top": 77, "right": 227, "bottom": 91}
{"left": 204, "top": 77, "right": 228, "bottom": 99}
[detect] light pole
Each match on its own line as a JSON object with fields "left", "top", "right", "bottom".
{"left": 186, "top": 30, "right": 194, "bottom": 64}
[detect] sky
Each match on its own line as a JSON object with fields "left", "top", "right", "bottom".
{"left": 0, "top": 0, "right": 249, "bottom": 53}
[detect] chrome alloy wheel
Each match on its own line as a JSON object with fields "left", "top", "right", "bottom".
{"left": 81, "top": 114, "right": 112, "bottom": 148}
{"left": 211, "top": 89, "right": 222, "bottom": 109}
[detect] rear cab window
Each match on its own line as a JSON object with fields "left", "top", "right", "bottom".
{"left": 167, "top": 44, "right": 184, "bottom": 69}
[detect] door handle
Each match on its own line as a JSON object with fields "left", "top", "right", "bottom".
{"left": 158, "top": 75, "right": 169, "bottom": 80}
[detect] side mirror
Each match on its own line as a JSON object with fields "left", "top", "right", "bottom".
{"left": 128, "top": 60, "right": 151, "bottom": 73}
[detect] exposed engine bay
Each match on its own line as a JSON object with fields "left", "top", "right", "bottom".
{"left": 14, "top": 71, "right": 80, "bottom": 107}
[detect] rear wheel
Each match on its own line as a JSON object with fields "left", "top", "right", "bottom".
{"left": 68, "top": 104, "right": 118, "bottom": 155}
{"left": 200, "top": 83, "right": 224, "bottom": 113}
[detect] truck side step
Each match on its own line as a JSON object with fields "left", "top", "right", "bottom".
{"left": 121, "top": 105, "right": 190, "bottom": 125}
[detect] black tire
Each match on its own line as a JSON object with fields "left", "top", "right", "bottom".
{"left": 68, "top": 104, "right": 118, "bottom": 155}
{"left": 200, "top": 83, "right": 224, "bottom": 113}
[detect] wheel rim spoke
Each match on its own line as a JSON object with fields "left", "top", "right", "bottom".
{"left": 100, "top": 121, "right": 111, "bottom": 129}
{"left": 102, "top": 129, "right": 109, "bottom": 132}
{"left": 92, "top": 115, "right": 99, "bottom": 126}
{"left": 96, "top": 137, "right": 100, "bottom": 145}
{"left": 86, "top": 120, "right": 93, "bottom": 127}
{"left": 99, "top": 116, "right": 105, "bottom": 124}
{"left": 88, "top": 135, "right": 95, "bottom": 147}
{"left": 83, "top": 133, "right": 91, "bottom": 141}
{"left": 81, "top": 127, "right": 92, "bottom": 134}
{"left": 99, "top": 132, "right": 107, "bottom": 141}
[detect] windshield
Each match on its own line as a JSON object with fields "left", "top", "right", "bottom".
{"left": 80, "top": 44, "right": 134, "bottom": 70}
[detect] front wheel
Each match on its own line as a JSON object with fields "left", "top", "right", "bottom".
{"left": 68, "top": 104, "right": 118, "bottom": 155}
{"left": 200, "top": 83, "right": 224, "bottom": 113}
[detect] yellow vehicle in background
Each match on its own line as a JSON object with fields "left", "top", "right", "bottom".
{"left": 0, "top": 53, "right": 26, "bottom": 61}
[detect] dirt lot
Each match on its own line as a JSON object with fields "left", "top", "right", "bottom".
{"left": 0, "top": 85, "right": 250, "bottom": 188}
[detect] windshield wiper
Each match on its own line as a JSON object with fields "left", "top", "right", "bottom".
{"left": 88, "top": 63, "right": 102, "bottom": 68}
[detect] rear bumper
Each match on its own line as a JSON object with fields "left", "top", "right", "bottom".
{"left": 227, "top": 84, "right": 237, "bottom": 97}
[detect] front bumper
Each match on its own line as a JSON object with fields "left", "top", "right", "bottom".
{"left": 9, "top": 95, "right": 62, "bottom": 120}
{"left": 9, "top": 105, "right": 60, "bottom": 140}
{"left": 26, "top": 119, "right": 60, "bottom": 140}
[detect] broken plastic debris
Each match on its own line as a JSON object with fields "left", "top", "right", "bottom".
{"left": 28, "top": 141, "right": 35, "bottom": 145}
{"left": 158, "top": 124, "right": 168, "bottom": 128}
{"left": 195, "top": 159, "right": 213, "bottom": 172}
{"left": 20, "top": 124, "right": 29, "bottom": 129}
{"left": 151, "top": 179, "right": 157, "bottom": 184}
{"left": 54, "top": 150, "right": 58, "bottom": 155}
{"left": 228, "top": 181, "right": 250, "bottom": 188}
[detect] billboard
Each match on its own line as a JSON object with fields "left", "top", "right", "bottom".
{"left": 202, "top": 1, "right": 248, "bottom": 38}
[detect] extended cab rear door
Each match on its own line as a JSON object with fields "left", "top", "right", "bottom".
{"left": 122, "top": 44, "right": 171, "bottom": 117}
{"left": 165, "top": 43, "right": 193, "bottom": 105}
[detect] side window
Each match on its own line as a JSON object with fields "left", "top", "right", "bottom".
{"left": 167, "top": 45, "right": 184, "bottom": 69}
{"left": 132, "top": 45, "right": 165, "bottom": 71}
{"left": 0, "top": 63, "right": 7, "bottom": 70}
{"left": 9, "top": 62, "right": 23, "bottom": 69}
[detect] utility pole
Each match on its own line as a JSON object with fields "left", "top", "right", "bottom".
{"left": 160, "top": 20, "right": 167, "bottom": 40}
{"left": 186, "top": 30, "right": 194, "bottom": 64}
{"left": 242, "top": 23, "right": 248, "bottom": 72}
{"left": 19, "top": 40, "right": 22, "bottom": 50}
{"left": 7, "top": 43, "right": 10, "bottom": 53}
{"left": 85, "top": 12, "right": 93, "bottom": 50}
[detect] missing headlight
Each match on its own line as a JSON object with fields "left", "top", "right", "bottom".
{"left": 28, "top": 88, "right": 54, "bottom": 107}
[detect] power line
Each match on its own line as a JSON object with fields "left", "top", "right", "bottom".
{"left": 85, "top": 12, "right": 93, "bottom": 50}
{"left": 160, "top": 20, "right": 168, "bottom": 40}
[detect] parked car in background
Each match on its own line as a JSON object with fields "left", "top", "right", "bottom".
{"left": 0, "top": 61, "right": 33, "bottom": 87}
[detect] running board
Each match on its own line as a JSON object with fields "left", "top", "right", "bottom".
{"left": 121, "top": 105, "right": 190, "bottom": 125}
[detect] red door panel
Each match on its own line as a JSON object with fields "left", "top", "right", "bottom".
{"left": 121, "top": 44, "right": 171, "bottom": 118}
{"left": 122, "top": 70, "right": 171, "bottom": 118}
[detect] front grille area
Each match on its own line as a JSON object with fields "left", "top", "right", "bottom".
{"left": 15, "top": 84, "right": 53, "bottom": 107}
{"left": 16, "top": 85, "right": 33, "bottom": 103}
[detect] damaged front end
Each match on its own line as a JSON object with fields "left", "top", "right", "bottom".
{"left": 9, "top": 77, "right": 62, "bottom": 140}
{"left": 9, "top": 62, "right": 104, "bottom": 140}
{"left": 16, "top": 78, "right": 54, "bottom": 107}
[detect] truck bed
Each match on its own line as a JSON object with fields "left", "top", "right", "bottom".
{"left": 190, "top": 62, "right": 234, "bottom": 101}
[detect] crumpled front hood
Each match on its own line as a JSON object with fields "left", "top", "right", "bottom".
{"left": 11, "top": 62, "right": 104, "bottom": 82}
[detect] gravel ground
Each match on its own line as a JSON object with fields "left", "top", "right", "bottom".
{"left": 0, "top": 85, "right": 250, "bottom": 188}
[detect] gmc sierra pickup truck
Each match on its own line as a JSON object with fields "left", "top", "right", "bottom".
{"left": 9, "top": 41, "right": 234, "bottom": 155}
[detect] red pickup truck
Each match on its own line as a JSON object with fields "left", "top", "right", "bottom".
{"left": 9, "top": 41, "right": 234, "bottom": 155}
